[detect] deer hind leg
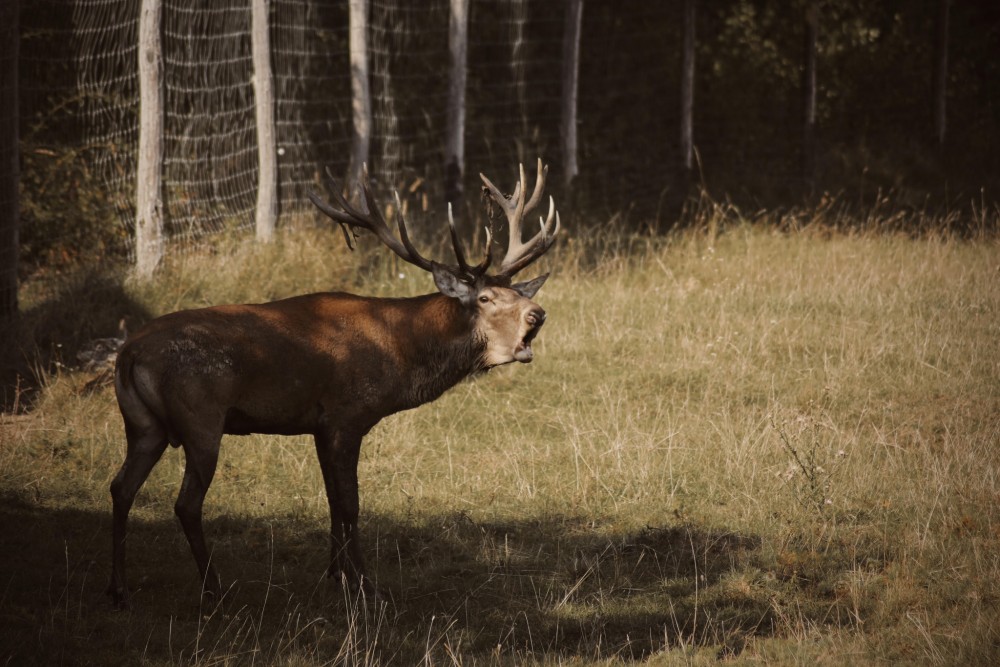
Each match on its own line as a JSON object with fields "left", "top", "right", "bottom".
{"left": 108, "top": 421, "right": 169, "bottom": 609}
{"left": 314, "top": 428, "right": 375, "bottom": 596}
{"left": 175, "top": 432, "right": 223, "bottom": 603}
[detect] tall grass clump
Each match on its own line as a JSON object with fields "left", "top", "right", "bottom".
{"left": 1, "top": 210, "right": 999, "bottom": 665}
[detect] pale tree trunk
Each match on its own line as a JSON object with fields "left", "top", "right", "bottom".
{"left": 679, "top": 0, "right": 695, "bottom": 175}
{"left": 136, "top": 0, "right": 165, "bottom": 278}
{"left": 348, "top": 0, "right": 371, "bottom": 191}
{"left": 933, "top": 0, "right": 950, "bottom": 149}
{"left": 510, "top": 0, "right": 528, "bottom": 141}
{"left": 0, "top": 0, "right": 19, "bottom": 319}
{"left": 801, "top": 1, "right": 817, "bottom": 191}
{"left": 560, "top": 0, "right": 582, "bottom": 191}
{"left": 445, "top": 0, "right": 469, "bottom": 214}
{"left": 252, "top": 0, "right": 278, "bottom": 242}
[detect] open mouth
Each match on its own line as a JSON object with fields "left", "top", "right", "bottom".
{"left": 514, "top": 321, "right": 542, "bottom": 363}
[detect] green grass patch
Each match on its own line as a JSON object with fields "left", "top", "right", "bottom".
{"left": 1, "top": 222, "right": 999, "bottom": 664}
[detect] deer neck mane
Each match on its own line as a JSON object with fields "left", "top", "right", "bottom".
{"left": 395, "top": 294, "right": 487, "bottom": 406}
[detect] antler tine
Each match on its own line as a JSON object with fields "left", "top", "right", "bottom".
{"left": 312, "top": 167, "right": 362, "bottom": 219}
{"left": 484, "top": 226, "right": 495, "bottom": 263}
{"left": 308, "top": 189, "right": 356, "bottom": 250}
{"left": 448, "top": 203, "right": 494, "bottom": 278}
{"left": 476, "top": 159, "right": 559, "bottom": 279}
{"left": 499, "top": 204, "right": 560, "bottom": 277}
{"left": 479, "top": 172, "right": 517, "bottom": 217}
{"left": 513, "top": 161, "right": 527, "bottom": 231}
{"left": 391, "top": 191, "right": 435, "bottom": 272}
{"left": 502, "top": 160, "right": 549, "bottom": 269}
{"left": 522, "top": 158, "right": 548, "bottom": 216}
{"left": 310, "top": 164, "right": 434, "bottom": 272}
{"left": 447, "top": 203, "right": 469, "bottom": 271}
{"left": 472, "top": 226, "right": 494, "bottom": 276}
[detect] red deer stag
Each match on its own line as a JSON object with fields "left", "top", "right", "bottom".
{"left": 107, "top": 159, "right": 560, "bottom": 607}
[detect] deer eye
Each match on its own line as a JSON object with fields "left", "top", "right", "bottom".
{"left": 478, "top": 295, "right": 490, "bottom": 304}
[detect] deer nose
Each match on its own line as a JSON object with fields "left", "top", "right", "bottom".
{"left": 526, "top": 308, "right": 546, "bottom": 328}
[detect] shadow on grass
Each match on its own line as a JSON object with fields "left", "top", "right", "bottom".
{"left": 0, "top": 488, "right": 794, "bottom": 665}
{"left": 0, "top": 504, "right": 771, "bottom": 663}
{"left": 0, "top": 269, "right": 152, "bottom": 412}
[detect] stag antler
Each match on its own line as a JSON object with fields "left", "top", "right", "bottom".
{"left": 447, "top": 204, "right": 493, "bottom": 281}
{"left": 309, "top": 165, "right": 492, "bottom": 281}
{"left": 479, "top": 158, "right": 561, "bottom": 279}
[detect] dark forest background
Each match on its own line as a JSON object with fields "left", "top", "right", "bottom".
{"left": 13, "top": 0, "right": 1000, "bottom": 277}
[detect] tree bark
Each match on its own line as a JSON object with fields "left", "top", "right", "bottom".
{"left": 932, "top": 0, "right": 950, "bottom": 149}
{"left": 679, "top": 0, "right": 696, "bottom": 175}
{"left": 252, "top": 0, "right": 278, "bottom": 242}
{"left": 348, "top": 0, "right": 371, "bottom": 192}
{"left": 801, "top": 1, "right": 818, "bottom": 192}
{"left": 445, "top": 0, "right": 469, "bottom": 215}
{"left": 136, "top": 0, "right": 165, "bottom": 277}
{"left": 0, "top": 0, "right": 19, "bottom": 319}
{"left": 560, "top": 0, "right": 583, "bottom": 191}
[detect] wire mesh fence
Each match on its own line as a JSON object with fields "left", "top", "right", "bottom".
{"left": 45, "top": 0, "right": 586, "bottom": 259}
{"left": 13, "top": 0, "right": 1000, "bottom": 270}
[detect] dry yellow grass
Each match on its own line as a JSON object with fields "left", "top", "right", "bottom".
{"left": 1, "top": 220, "right": 998, "bottom": 664}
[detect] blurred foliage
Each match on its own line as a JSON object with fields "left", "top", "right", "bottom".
{"left": 19, "top": 143, "right": 129, "bottom": 274}
{"left": 576, "top": 0, "right": 998, "bottom": 216}
{"left": 17, "top": 2, "right": 128, "bottom": 276}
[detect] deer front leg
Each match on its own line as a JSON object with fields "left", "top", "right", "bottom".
{"left": 314, "top": 427, "right": 376, "bottom": 596}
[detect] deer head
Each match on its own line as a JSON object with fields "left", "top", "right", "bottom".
{"left": 308, "top": 158, "right": 561, "bottom": 367}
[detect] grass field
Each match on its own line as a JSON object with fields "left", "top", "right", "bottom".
{"left": 1, "top": 218, "right": 999, "bottom": 665}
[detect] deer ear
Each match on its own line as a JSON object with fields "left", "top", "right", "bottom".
{"left": 511, "top": 273, "right": 549, "bottom": 299}
{"left": 432, "top": 265, "right": 475, "bottom": 304}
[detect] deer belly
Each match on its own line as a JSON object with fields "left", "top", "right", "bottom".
{"left": 223, "top": 404, "right": 320, "bottom": 436}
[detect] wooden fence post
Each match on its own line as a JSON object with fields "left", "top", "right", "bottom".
{"left": 932, "top": 0, "right": 950, "bottom": 149}
{"left": 680, "top": 0, "right": 696, "bottom": 177}
{"left": 561, "top": 0, "right": 582, "bottom": 192}
{"left": 801, "top": 1, "right": 818, "bottom": 192}
{"left": 136, "top": 0, "right": 165, "bottom": 277}
{"left": 348, "top": 0, "right": 371, "bottom": 191}
{"left": 252, "top": 0, "right": 278, "bottom": 241}
{"left": 445, "top": 0, "right": 469, "bottom": 216}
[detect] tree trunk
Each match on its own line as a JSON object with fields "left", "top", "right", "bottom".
{"left": 801, "top": 1, "right": 818, "bottom": 192}
{"left": 136, "top": 0, "right": 165, "bottom": 278}
{"left": 348, "top": 0, "right": 371, "bottom": 192}
{"left": 560, "top": 0, "right": 583, "bottom": 191}
{"left": 933, "top": 0, "right": 950, "bottom": 149}
{"left": 679, "top": 0, "right": 695, "bottom": 175}
{"left": 445, "top": 0, "right": 469, "bottom": 216}
{"left": 252, "top": 0, "right": 278, "bottom": 242}
{"left": 0, "top": 0, "right": 19, "bottom": 319}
